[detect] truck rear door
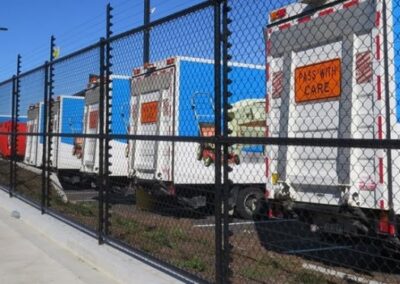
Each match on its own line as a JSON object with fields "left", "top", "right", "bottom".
{"left": 26, "top": 105, "right": 40, "bottom": 165}
{"left": 130, "top": 64, "right": 175, "bottom": 181}
{"left": 51, "top": 100, "right": 61, "bottom": 167}
{"left": 82, "top": 103, "right": 99, "bottom": 171}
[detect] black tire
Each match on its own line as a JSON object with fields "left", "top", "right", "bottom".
{"left": 382, "top": 236, "right": 400, "bottom": 259}
{"left": 196, "top": 144, "right": 203, "bottom": 161}
{"left": 348, "top": 206, "right": 369, "bottom": 227}
{"left": 236, "top": 187, "right": 263, "bottom": 220}
{"left": 204, "top": 157, "right": 213, "bottom": 167}
{"left": 233, "top": 154, "right": 240, "bottom": 165}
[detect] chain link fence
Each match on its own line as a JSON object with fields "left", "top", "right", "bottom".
{"left": 0, "top": 0, "right": 400, "bottom": 283}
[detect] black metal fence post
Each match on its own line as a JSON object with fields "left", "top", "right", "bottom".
{"left": 214, "top": 1, "right": 223, "bottom": 283}
{"left": 104, "top": 3, "right": 114, "bottom": 238}
{"left": 46, "top": 36, "right": 56, "bottom": 208}
{"left": 41, "top": 61, "right": 49, "bottom": 214}
{"left": 9, "top": 75, "right": 16, "bottom": 198}
{"left": 144, "top": 0, "right": 151, "bottom": 64}
{"left": 11, "top": 55, "right": 21, "bottom": 197}
{"left": 98, "top": 37, "right": 106, "bottom": 244}
{"left": 222, "top": 0, "right": 233, "bottom": 282}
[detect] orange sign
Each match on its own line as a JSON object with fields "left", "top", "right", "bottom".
{"left": 89, "top": 110, "right": 99, "bottom": 129}
{"left": 200, "top": 123, "right": 215, "bottom": 137}
{"left": 295, "top": 59, "right": 341, "bottom": 103}
{"left": 141, "top": 101, "right": 159, "bottom": 124}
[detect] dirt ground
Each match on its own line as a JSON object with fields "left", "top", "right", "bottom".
{"left": 0, "top": 159, "right": 42, "bottom": 204}
{"left": 0, "top": 159, "right": 98, "bottom": 230}
{"left": 1, "top": 160, "right": 400, "bottom": 283}
{"left": 109, "top": 202, "right": 400, "bottom": 283}
{"left": 108, "top": 199, "right": 341, "bottom": 283}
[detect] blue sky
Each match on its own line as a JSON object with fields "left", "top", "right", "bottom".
{"left": 0, "top": 0, "right": 117, "bottom": 76}
{"left": 0, "top": 0, "right": 295, "bottom": 118}
{"left": 0, "top": 0, "right": 205, "bottom": 78}
{"left": 0, "top": 0, "right": 209, "bottom": 117}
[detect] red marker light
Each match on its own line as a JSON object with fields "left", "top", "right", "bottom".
{"left": 133, "top": 68, "right": 141, "bottom": 76}
{"left": 144, "top": 62, "right": 155, "bottom": 70}
{"left": 166, "top": 58, "right": 175, "bottom": 65}
{"left": 270, "top": 8, "right": 286, "bottom": 22}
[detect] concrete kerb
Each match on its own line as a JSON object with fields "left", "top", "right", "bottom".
{"left": 0, "top": 188, "right": 187, "bottom": 284}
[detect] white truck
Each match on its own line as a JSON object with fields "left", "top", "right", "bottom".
{"left": 265, "top": 0, "right": 400, "bottom": 243}
{"left": 50, "top": 96, "right": 85, "bottom": 172}
{"left": 80, "top": 75, "right": 131, "bottom": 182}
{"left": 128, "top": 57, "right": 266, "bottom": 218}
{"left": 24, "top": 103, "right": 45, "bottom": 167}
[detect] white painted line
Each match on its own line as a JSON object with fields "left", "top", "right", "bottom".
{"left": 302, "top": 263, "right": 386, "bottom": 284}
{"left": 69, "top": 199, "right": 98, "bottom": 203}
{"left": 66, "top": 191, "right": 98, "bottom": 195}
{"left": 286, "top": 245, "right": 352, "bottom": 254}
{"left": 193, "top": 219, "right": 297, "bottom": 228}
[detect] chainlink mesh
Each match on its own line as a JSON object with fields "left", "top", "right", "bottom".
{"left": 224, "top": 0, "right": 400, "bottom": 283}
{"left": 0, "top": 0, "right": 400, "bottom": 283}
{"left": 0, "top": 80, "right": 13, "bottom": 192}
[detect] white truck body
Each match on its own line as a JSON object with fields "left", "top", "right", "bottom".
{"left": 265, "top": 0, "right": 400, "bottom": 214}
{"left": 128, "top": 57, "right": 266, "bottom": 186}
{"left": 80, "top": 75, "right": 131, "bottom": 177}
{"left": 24, "top": 103, "right": 44, "bottom": 167}
{"left": 50, "top": 96, "right": 85, "bottom": 170}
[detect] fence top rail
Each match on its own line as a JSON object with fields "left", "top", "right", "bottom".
{"left": 0, "top": 63, "right": 47, "bottom": 85}
{"left": 50, "top": 41, "right": 102, "bottom": 66}
{"left": 107, "top": 0, "right": 214, "bottom": 43}
{"left": 0, "top": 77, "right": 14, "bottom": 87}
{"left": 17, "top": 63, "right": 47, "bottom": 79}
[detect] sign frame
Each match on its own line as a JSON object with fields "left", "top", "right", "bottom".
{"left": 295, "top": 58, "right": 342, "bottom": 103}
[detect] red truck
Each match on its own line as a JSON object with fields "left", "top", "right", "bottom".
{"left": 0, "top": 121, "right": 27, "bottom": 160}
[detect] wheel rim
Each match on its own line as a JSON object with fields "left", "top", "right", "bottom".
{"left": 244, "top": 193, "right": 258, "bottom": 215}
{"left": 204, "top": 157, "right": 212, "bottom": 166}
{"left": 196, "top": 145, "right": 202, "bottom": 160}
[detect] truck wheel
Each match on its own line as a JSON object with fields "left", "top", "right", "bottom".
{"left": 204, "top": 157, "right": 213, "bottom": 167}
{"left": 236, "top": 187, "right": 263, "bottom": 220}
{"left": 196, "top": 144, "right": 203, "bottom": 161}
{"left": 233, "top": 154, "right": 240, "bottom": 165}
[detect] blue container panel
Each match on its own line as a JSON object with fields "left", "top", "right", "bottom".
{"left": 178, "top": 60, "right": 265, "bottom": 137}
{"left": 242, "top": 145, "right": 264, "bottom": 153}
{"left": 39, "top": 104, "right": 45, "bottom": 144}
{"left": 394, "top": 3, "right": 400, "bottom": 122}
{"left": 61, "top": 98, "right": 85, "bottom": 145}
{"left": 0, "top": 116, "right": 28, "bottom": 123}
{"left": 0, "top": 116, "right": 10, "bottom": 123}
{"left": 111, "top": 78, "right": 131, "bottom": 143}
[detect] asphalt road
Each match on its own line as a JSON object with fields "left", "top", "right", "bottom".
{"left": 66, "top": 189, "right": 98, "bottom": 202}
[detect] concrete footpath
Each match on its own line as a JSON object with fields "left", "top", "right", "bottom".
{"left": 0, "top": 189, "right": 186, "bottom": 284}
{"left": 0, "top": 204, "right": 119, "bottom": 284}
